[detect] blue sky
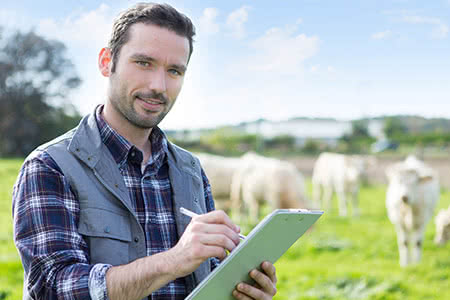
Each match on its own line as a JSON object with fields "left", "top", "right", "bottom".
{"left": 1, "top": 0, "right": 450, "bottom": 130}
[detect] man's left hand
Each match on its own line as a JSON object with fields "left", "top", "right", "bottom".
{"left": 232, "top": 261, "right": 277, "bottom": 300}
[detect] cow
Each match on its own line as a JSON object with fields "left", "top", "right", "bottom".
{"left": 195, "top": 152, "right": 242, "bottom": 211}
{"left": 434, "top": 206, "right": 450, "bottom": 245}
{"left": 230, "top": 152, "right": 310, "bottom": 223}
{"left": 385, "top": 155, "right": 440, "bottom": 267}
{"left": 311, "top": 152, "right": 368, "bottom": 217}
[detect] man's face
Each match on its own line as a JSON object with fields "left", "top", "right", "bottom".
{"left": 107, "top": 23, "right": 190, "bottom": 129}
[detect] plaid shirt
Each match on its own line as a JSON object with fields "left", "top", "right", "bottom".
{"left": 13, "top": 106, "right": 218, "bottom": 300}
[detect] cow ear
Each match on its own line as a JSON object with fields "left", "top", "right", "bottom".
{"left": 419, "top": 175, "right": 433, "bottom": 183}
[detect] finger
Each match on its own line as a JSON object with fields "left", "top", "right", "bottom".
{"left": 249, "top": 269, "right": 277, "bottom": 296}
{"left": 198, "top": 244, "right": 228, "bottom": 261}
{"left": 232, "top": 289, "right": 253, "bottom": 300}
{"left": 199, "top": 233, "right": 238, "bottom": 252}
{"left": 234, "top": 283, "right": 267, "bottom": 300}
{"left": 261, "top": 261, "right": 277, "bottom": 284}
{"left": 195, "top": 210, "right": 240, "bottom": 233}
{"left": 190, "top": 222, "right": 240, "bottom": 246}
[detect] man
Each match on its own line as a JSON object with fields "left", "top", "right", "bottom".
{"left": 12, "top": 3, "right": 277, "bottom": 300}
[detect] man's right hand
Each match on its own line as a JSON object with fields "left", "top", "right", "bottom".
{"left": 168, "top": 210, "right": 242, "bottom": 278}
{"left": 106, "top": 210, "right": 241, "bottom": 300}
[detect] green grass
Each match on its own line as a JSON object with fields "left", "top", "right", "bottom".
{"left": 1, "top": 159, "right": 449, "bottom": 299}
{"left": 271, "top": 182, "right": 450, "bottom": 300}
{"left": 0, "top": 159, "right": 24, "bottom": 300}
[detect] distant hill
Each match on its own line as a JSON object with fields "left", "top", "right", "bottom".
{"left": 166, "top": 115, "right": 450, "bottom": 142}
{"left": 360, "top": 115, "right": 450, "bottom": 134}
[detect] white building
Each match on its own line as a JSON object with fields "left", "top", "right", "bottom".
{"left": 241, "top": 118, "right": 384, "bottom": 144}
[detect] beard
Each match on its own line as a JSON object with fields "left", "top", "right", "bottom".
{"left": 109, "top": 80, "right": 173, "bottom": 129}
{"left": 117, "top": 101, "right": 168, "bottom": 129}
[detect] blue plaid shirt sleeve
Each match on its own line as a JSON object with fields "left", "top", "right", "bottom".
{"left": 12, "top": 151, "right": 110, "bottom": 300}
{"left": 200, "top": 168, "right": 221, "bottom": 271}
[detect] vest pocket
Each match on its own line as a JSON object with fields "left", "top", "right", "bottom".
{"left": 78, "top": 207, "right": 132, "bottom": 266}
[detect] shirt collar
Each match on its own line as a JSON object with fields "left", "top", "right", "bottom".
{"left": 94, "top": 105, "right": 168, "bottom": 168}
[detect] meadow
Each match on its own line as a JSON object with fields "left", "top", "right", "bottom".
{"left": 0, "top": 158, "right": 449, "bottom": 299}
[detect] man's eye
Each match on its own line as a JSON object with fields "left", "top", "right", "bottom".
{"left": 136, "top": 61, "right": 150, "bottom": 67}
{"left": 168, "top": 69, "right": 182, "bottom": 76}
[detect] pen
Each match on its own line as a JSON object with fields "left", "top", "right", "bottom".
{"left": 180, "top": 207, "right": 246, "bottom": 239}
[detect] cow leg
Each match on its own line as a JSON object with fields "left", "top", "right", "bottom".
{"left": 411, "top": 227, "right": 424, "bottom": 264}
{"left": 337, "top": 189, "right": 348, "bottom": 217}
{"left": 244, "top": 187, "right": 259, "bottom": 224}
{"left": 323, "top": 185, "right": 333, "bottom": 211}
{"left": 395, "top": 226, "right": 409, "bottom": 267}
{"left": 351, "top": 189, "right": 360, "bottom": 217}
{"left": 230, "top": 170, "right": 244, "bottom": 223}
{"left": 312, "top": 182, "right": 321, "bottom": 208}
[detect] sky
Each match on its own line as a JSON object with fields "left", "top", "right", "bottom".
{"left": 1, "top": 0, "right": 450, "bottom": 130}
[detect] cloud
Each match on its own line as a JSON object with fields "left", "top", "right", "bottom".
{"left": 37, "top": 4, "right": 113, "bottom": 49}
{"left": 226, "top": 5, "right": 251, "bottom": 39}
{"left": 401, "top": 15, "right": 448, "bottom": 39}
{"left": 165, "top": 20, "right": 321, "bottom": 130}
{"left": 244, "top": 24, "right": 320, "bottom": 74}
{"left": 197, "top": 7, "right": 220, "bottom": 37}
{"left": 371, "top": 29, "right": 392, "bottom": 40}
{"left": 0, "top": 9, "right": 33, "bottom": 31}
{"left": 35, "top": 4, "right": 116, "bottom": 115}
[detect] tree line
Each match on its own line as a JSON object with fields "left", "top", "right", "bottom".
{"left": 169, "top": 117, "right": 450, "bottom": 157}
{"left": 0, "top": 27, "right": 82, "bottom": 157}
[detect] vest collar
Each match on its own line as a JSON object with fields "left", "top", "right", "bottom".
{"left": 68, "top": 111, "right": 103, "bottom": 169}
{"left": 68, "top": 108, "right": 200, "bottom": 178}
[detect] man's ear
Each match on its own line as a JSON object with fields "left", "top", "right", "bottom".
{"left": 98, "top": 47, "right": 112, "bottom": 77}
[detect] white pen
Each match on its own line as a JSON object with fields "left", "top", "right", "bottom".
{"left": 180, "top": 207, "right": 246, "bottom": 239}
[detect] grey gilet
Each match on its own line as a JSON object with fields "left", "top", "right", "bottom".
{"left": 21, "top": 111, "right": 211, "bottom": 300}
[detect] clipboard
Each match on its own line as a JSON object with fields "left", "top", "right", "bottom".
{"left": 185, "top": 209, "right": 324, "bottom": 300}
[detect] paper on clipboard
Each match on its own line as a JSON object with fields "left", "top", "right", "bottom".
{"left": 185, "top": 209, "right": 324, "bottom": 300}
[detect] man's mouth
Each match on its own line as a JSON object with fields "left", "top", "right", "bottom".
{"left": 137, "top": 96, "right": 164, "bottom": 104}
{"left": 136, "top": 96, "right": 165, "bottom": 111}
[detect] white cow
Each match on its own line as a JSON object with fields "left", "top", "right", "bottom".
{"left": 195, "top": 153, "right": 242, "bottom": 211}
{"left": 230, "top": 152, "right": 310, "bottom": 223}
{"left": 385, "top": 155, "right": 440, "bottom": 267}
{"left": 434, "top": 206, "right": 450, "bottom": 245}
{"left": 312, "top": 152, "right": 367, "bottom": 217}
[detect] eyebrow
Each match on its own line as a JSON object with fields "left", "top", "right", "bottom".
{"left": 130, "top": 53, "right": 187, "bottom": 73}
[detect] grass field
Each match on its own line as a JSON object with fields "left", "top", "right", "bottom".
{"left": 1, "top": 158, "right": 449, "bottom": 299}
{"left": 0, "top": 159, "right": 25, "bottom": 300}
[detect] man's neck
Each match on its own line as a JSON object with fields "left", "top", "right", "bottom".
{"left": 102, "top": 103, "right": 152, "bottom": 162}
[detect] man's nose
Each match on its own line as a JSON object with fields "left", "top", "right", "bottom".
{"left": 148, "top": 68, "right": 167, "bottom": 94}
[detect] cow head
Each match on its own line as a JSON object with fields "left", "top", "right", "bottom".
{"left": 386, "top": 166, "right": 433, "bottom": 206}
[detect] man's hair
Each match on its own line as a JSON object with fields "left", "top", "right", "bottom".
{"left": 108, "top": 2, "right": 196, "bottom": 72}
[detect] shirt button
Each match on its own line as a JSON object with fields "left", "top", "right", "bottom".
{"left": 134, "top": 237, "right": 139, "bottom": 243}
{"left": 104, "top": 226, "right": 110, "bottom": 234}
{"left": 131, "top": 151, "right": 135, "bottom": 157}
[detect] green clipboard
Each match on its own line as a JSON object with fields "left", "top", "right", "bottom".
{"left": 185, "top": 209, "right": 324, "bottom": 300}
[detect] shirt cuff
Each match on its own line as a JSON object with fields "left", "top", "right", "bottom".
{"left": 89, "top": 263, "right": 113, "bottom": 300}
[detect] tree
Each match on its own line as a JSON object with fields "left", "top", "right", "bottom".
{"left": 0, "top": 28, "right": 82, "bottom": 156}
{"left": 265, "top": 134, "right": 296, "bottom": 151}
{"left": 338, "top": 120, "right": 374, "bottom": 154}
{"left": 350, "top": 120, "right": 370, "bottom": 138}
{"left": 383, "top": 117, "right": 408, "bottom": 139}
